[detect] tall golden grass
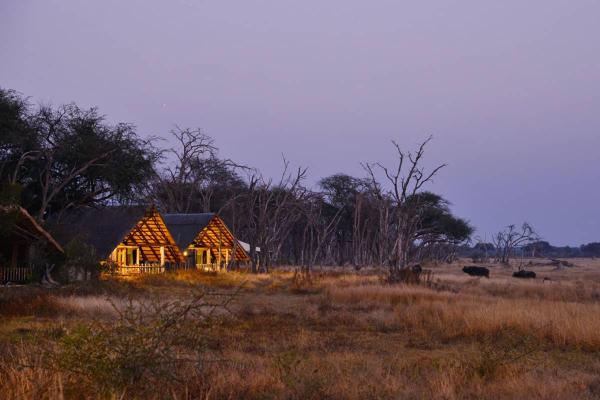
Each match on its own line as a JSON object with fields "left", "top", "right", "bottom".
{"left": 2, "top": 264, "right": 600, "bottom": 399}
{"left": 326, "top": 283, "right": 600, "bottom": 349}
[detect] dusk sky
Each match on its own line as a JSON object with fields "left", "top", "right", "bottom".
{"left": 1, "top": 0, "right": 599, "bottom": 245}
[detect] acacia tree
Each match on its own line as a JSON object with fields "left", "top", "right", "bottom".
{"left": 0, "top": 89, "right": 160, "bottom": 283}
{"left": 0, "top": 89, "right": 39, "bottom": 186}
{"left": 33, "top": 105, "right": 159, "bottom": 220}
{"left": 0, "top": 89, "right": 159, "bottom": 221}
{"left": 408, "top": 192, "right": 472, "bottom": 262}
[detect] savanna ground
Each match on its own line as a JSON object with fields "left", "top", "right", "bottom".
{"left": 3, "top": 259, "right": 600, "bottom": 399}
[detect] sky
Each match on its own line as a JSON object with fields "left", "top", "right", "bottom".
{"left": 1, "top": 0, "right": 599, "bottom": 245}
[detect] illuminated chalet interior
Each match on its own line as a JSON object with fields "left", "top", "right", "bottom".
{"left": 163, "top": 213, "right": 250, "bottom": 271}
{"left": 109, "top": 207, "right": 185, "bottom": 271}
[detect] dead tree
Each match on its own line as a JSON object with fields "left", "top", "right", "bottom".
{"left": 363, "top": 136, "right": 446, "bottom": 279}
{"left": 243, "top": 157, "right": 307, "bottom": 273}
{"left": 472, "top": 235, "right": 493, "bottom": 263}
{"left": 361, "top": 170, "right": 392, "bottom": 267}
{"left": 154, "top": 127, "right": 248, "bottom": 215}
{"left": 492, "top": 223, "right": 539, "bottom": 264}
{"left": 352, "top": 191, "right": 372, "bottom": 267}
{"left": 156, "top": 126, "right": 216, "bottom": 213}
{"left": 299, "top": 193, "right": 344, "bottom": 272}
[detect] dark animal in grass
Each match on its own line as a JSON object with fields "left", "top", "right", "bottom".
{"left": 411, "top": 264, "right": 422, "bottom": 274}
{"left": 513, "top": 270, "right": 536, "bottom": 279}
{"left": 462, "top": 266, "right": 489, "bottom": 278}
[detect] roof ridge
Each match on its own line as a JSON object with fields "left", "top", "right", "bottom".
{"left": 163, "top": 212, "right": 215, "bottom": 216}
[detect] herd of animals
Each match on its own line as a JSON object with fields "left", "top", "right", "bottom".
{"left": 410, "top": 264, "right": 541, "bottom": 280}
{"left": 462, "top": 265, "right": 538, "bottom": 279}
{"left": 458, "top": 258, "right": 578, "bottom": 280}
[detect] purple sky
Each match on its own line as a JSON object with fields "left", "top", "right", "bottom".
{"left": 2, "top": 0, "right": 599, "bottom": 245}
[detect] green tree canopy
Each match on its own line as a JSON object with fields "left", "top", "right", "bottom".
{"left": 0, "top": 88, "right": 159, "bottom": 220}
{"left": 408, "top": 191, "right": 473, "bottom": 245}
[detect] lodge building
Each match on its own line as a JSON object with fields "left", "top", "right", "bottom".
{"left": 163, "top": 213, "right": 250, "bottom": 271}
{"left": 51, "top": 206, "right": 249, "bottom": 274}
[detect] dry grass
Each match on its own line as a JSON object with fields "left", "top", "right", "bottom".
{"left": 325, "top": 283, "right": 600, "bottom": 349}
{"left": 2, "top": 259, "right": 600, "bottom": 399}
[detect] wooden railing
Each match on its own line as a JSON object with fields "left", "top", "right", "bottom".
{"left": 112, "top": 264, "right": 165, "bottom": 275}
{"left": 108, "top": 263, "right": 224, "bottom": 275}
{"left": 0, "top": 267, "right": 33, "bottom": 284}
{"left": 196, "top": 263, "right": 220, "bottom": 272}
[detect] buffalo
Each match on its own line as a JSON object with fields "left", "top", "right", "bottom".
{"left": 512, "top": 270, "right": 536, "bottom": 279}
{"left": 411, "top": 264, "right": 423, "bottom": 274}
{"left": 462, "top": 266, "right": 490, "bottom": 278}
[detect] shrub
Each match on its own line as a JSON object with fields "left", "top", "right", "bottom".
{"left": 291, "top": 269, "right": 323, "bottom": 294}
{"left": 60, "top": 239, "right": 99, "bottom": 282}
{"left": 387, "top": 267, "right": 434, "bottom": 286}
{"left": 49, "top": 288, "right": 236, "bottom": 396}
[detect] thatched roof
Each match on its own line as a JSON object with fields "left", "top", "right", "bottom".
{"left": 162, "top": 213, "right": 215, "bottom": 250}
{"left": 49, "top": 206, "right": 147, "bottom": 259}
{"left": 163, "top": 213, "right": 250, "bottom": 261}
{"left": 50, "top": 206, "right": 184, "bottom": 263}
{"left": 0, "top": 205, "right": 64, "bottom": 253}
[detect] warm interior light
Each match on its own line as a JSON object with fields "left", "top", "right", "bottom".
{"left": 183, "top": 251, "right": 188, "bottom": 257}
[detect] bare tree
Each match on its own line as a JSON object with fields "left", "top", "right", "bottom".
{"left": 299, "top": 193, "right": 344, "bottom": 272}
{"left": 492, "top": 223, "right": 539, "bottom": 264}
{"left": 361, "top": 168, "right": 392, "bottom": 266}
{"left": 242, "top": 157, "right": 307, "bottom": 273}
{"left": 472, "top": 235, "right": 493, "bottom": 263}
{"left": 156, "top": 126, "right": 216, "bottom": 213}
{"left": 363, "top": 136, "right": 446, "bottom": 278}
{"left": 192, "top": 156, "right": 247, "bottom": 213}
{"left": 153, "top": 126, "right": 249, "bottom": 215}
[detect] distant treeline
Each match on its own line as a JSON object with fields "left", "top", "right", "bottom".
{"left": 0, "top": 87, "right": 476, "bottom": 274}
{"left": 459, "top": 241, "right": 600, "bottom": 259}
{"left": 4, "top": 87, "right": 595, "bottom": 273}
